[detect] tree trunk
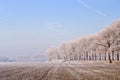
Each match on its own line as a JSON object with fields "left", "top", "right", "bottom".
{"left": 92, "top": 54, "right": 94, "bottom": 61}
{"left": 117, "top": 53, "right": 119, "bottom": 61}
{"left": 78, "top": 53, "right": 81, "bottom": 61}
{"left": 86, "top": 52, "right": 88, "bottom": 61}
{"left": 107, "top": 49, "right": 112, "bottom": 63}
{"left": 104, "top": 53, "right": 107, "bottom": 61}
{"left": 95, "top": 54, "right": 97, "bottom": 61}
{"left": 99, "top": 53, "right": 101, "bottom": 61}
{"left": 112, "top": 51, "right": 114, "bottom": 61}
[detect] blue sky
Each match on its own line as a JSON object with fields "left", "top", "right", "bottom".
{"left": 0, "top": 0, "right": 120, "bottom": 57}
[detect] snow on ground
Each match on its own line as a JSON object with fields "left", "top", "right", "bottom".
{"left": 0, "top": 61, "right": 120, "bottom": 80}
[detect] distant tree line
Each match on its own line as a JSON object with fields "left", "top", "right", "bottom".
{"left": 0, "top": 56, "right": 15, "bottom": 62}
{"left": 16, "top": 55, "right": 46, "bottom": 62}
{"left": 46, "top": 20, "right": 120, "bottom": 63}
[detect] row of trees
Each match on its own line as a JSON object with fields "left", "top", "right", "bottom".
{"left": 46, "top": 20, "right": 120, "bottom": 63}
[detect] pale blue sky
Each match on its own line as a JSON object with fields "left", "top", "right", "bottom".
{"left": 0, "top": 0, "right": 120, "bottom": 57}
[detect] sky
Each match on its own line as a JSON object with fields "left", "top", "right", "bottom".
{"left": 0, "top": 0, "right": 120, "bottom": 57}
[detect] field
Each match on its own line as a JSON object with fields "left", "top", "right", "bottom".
{"left": 0, "top": 61, "right": 120, "bottom": 80}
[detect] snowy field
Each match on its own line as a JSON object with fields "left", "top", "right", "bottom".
{"left": 0, "top": 61, "right": 120, "bottom": 80}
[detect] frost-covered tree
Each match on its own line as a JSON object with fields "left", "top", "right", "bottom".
{"left": 46, "top": 20, "right": 120, "bottom": 63}
{"left": 96, "top": 20, "right": 120, "bottom": 63}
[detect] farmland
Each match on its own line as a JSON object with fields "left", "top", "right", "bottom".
{"left": 0, "top": 62, "right": 120, "bottom": 80}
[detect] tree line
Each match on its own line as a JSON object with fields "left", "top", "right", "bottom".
{"left": 46, "top": 20, "right": 120, "bottom": 63}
